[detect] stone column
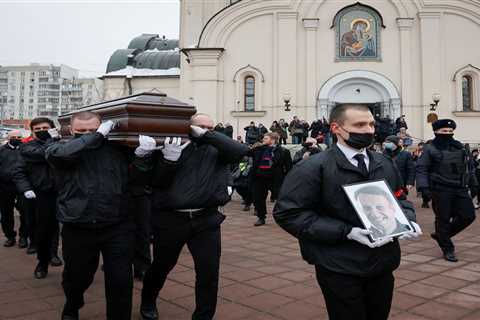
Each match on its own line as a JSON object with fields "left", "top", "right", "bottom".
{"left": 181, "top": 48, "right": 224, "bottom": 122}
{"left": 396, "top": 18, "right": 414, "bottom": 120}
{"left": 303, "top": 18, "right": 319, "bottom": 121}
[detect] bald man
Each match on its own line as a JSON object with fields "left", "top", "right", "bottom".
{"left": 0, "top": 130, "right": 35, "bottom": 247}
{"left": 140, "top": 114, "right": 250, "bottom": 320}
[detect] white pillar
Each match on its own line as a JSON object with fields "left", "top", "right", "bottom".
{"left": 303, "top": 18, "right": 319, "bottom": 121}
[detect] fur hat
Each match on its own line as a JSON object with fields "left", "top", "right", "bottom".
{"left": 432, "top": 119, "right": 456, "bottom": 131}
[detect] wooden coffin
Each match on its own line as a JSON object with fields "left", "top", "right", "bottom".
{"left": 58, "top": 92, "right": 196, "bottom": 146}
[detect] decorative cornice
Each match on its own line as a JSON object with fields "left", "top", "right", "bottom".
{"left": 277, "top": 12, "right": 298, "bottom": 20}
{"left": 417, "top": 12, "right": 442, "bottom": 19}
{"left": 180, "top": 48, "right": 225, "bottom": 65}
{"left": 396, "top": 18, "right": 414, "bottom": 29}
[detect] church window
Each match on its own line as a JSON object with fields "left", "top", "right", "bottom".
{"left": 244, "top": 76, "right": 255, "bottom": 111}
{"left": 462, "top": 75, "right": 473, "bottom": 111}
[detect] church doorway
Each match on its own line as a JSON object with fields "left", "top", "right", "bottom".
{"left": 317, "top": 70, "right": 401, "bottom": 120}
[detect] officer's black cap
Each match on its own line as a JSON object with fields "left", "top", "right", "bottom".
{"left": 432, "top": 119, "right": 456, "bottom": 131}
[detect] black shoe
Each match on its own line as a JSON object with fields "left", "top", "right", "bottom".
{"left": 61, "top": 308, "right": 79, "bottom": 320}
{"left": 140, "top": 300, "right": 159, "bottom": 320}
{"left": 242, "top": 205, "right": 251, "bottom": 211}
{"left": 26, "top": 245, "right": 37, "bottom": 255}
{"left": 134, "top": 269, "right": 146, "bottom": 281}
{"left": 34, "top": 264, "right": 48, "bottom": 279}
{"left": 430, "top": 233, "right": 439, "bottom": 242}
{"left": 443, "top": 251, "right": 458, "bottom": 262}
{"left": 4, "top": 238, "right": 15, "bottom": 247}
{"left": 50, "top": 255, "right": 63, "bottom": 267}
{"left": 421, "top": 202, "right": 429, "bottom": 208}
{"left": 18, "top": 237, "right": 28, "bottom": 249}
{"left": 254, "top": 218, "right": 266, "bottom": 226}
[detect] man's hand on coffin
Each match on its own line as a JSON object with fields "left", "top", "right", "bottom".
{"left": 190, "top": 125, "right": 207, "bottom": 138}
{"left": 161, "top": 137, "right": 191, "bottom": 162}
{"left": 134, "top": 135, "right": 157, "bottom": 157}
{"left": 96, "top": 120, "right": 115, "bottom": 137}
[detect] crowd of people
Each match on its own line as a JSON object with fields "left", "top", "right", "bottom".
{"left": 0, "top": 106, "right": 478, "bottom": 320}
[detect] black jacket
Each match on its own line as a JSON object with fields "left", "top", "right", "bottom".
{"left": 17, "top": 138, "right": 57, "bottom": 193}
{"left": 150, "top": 131, "right": 250, "bottom": 213}
{"left": 416, "top": 138, "right": 477, "bottom": 191}
{"left": 383, "top": 149, "right": 415, "bottom": 186}
{"left": 293, "top": 146, "right": 322, "bottom": 164}
{"left": 244, "top": 126, "right": 260, "bottom": 144}
{"left": 251, "top": 144, "right": 292, "bottom": 179}
{"left": 0, "top": 144, "right": 31, "bottom": 194}
{"left": 45, "top": 133, "right": 153, "bottom": 226}
{"left": 273, "top": 144, "right": 415, "bottom": 276}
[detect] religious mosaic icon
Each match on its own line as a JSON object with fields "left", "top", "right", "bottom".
{"left": 334, "top": 3, "right": 383, "bottom": 61}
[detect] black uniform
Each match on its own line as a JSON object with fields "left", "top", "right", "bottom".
{"left": 416, "top": 137, "right": 476, "bottom": 255}
{"left": 141, "top": 131, "right": 249, "bottom": 320}
{"left": 273, "top": 145, "right": 415, "bottom": 320}
{"left": 45, "top": 133, "right": 160, "bottom": 320}
{"left": 0, "top": 143, "right": 30, "bottom": 242}
{"left": 18, "top": 138, "right": 60, "bottom": 269}
{"left": 383, "top": 149, "right": 415, "bottom": 188}
{"left": 250, "top": 144, "right": 292, "bottom": 219}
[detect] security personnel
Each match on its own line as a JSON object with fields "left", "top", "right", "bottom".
{"left": 382, "top": 135, "right": 415, "bottom": 192}
{"left": 46, "top": 111, "right": 184, "bottom": 320}
{"left": 17, "top": 117, "right": 62, "bottom": 279}
{"left": 140, "top": 113, "right": 250, "bottom": 320}
{"left": 0, "top": 130, "right": 34, "bottom": 247}
{"left": 416, "top": 119, "right": 476, "bottom": 262}
{"left": 273, "top": 104, "right": 421, "bottom": 320}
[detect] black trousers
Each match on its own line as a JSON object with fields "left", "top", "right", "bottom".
{"left": 315, "top": 266, "right": 394, "bottom": 320}
{"left": 35, "top": 192, "right": 59, "bottom": 268}
{"left": 62, "top": 221, "right": 135, "bottom": 320}
{"left": 17, "top": 196, "right": 36, "bottom": 244}
{"left": 142, "top": 210, "right": 225, "bottom": 320}
{"left": 0, "top": 191, "right": 26, "bottom": 239}
{"left": 235, "top": 183, "right": 253, "bottom": 206}
{"left": 132, "top": 194, "right": 152, "bottom": 273}
{"left": 431, "top": 189, "right": 476, "bottom": 253}
{"left": 252, "top": 177, "right": 277, "bottom": 219}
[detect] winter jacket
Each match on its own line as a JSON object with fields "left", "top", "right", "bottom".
{"left": 150, "top": 131, "right": 250, "bottom": 215}
{"left": 383, "top": 149, "right": 415, "bottom": 186}
{"left": 0, "top": 144, "right": 31, "bottom": 194}
{"left": 293, "top": 146, "right": 322, "bottom": 164}
{"left": 273, "top": 144, "right": 415, "bottom": 277}
{"left": 244, "top": 126, "right": 260, "bottom": 144}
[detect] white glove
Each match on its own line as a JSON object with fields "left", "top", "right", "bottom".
{"left": 47, "top": 128, "right": 60, "bottom": 139}
{"left": 347, "top": 227, "right": 393, "bottom": 248}
{"left": 24, "top": 190, "right": 36, "bottom": 199}
{"left": 135, "top": 135, "right": 157, "bottom": 157}
{"left": 190, "top": 125, "right": 207, "bottom": 138}
{"left": 399, "top": 221, "right": 423, "bottom": 240}
{"left": 96, "top": 120, "right": 115, "bottom": 137}
{"left": 161, "top": 137, "right": 191, "bottom": 162}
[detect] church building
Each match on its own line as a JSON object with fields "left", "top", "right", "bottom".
{"left": 103, "top": 0, "right": 480, "bottom": 143}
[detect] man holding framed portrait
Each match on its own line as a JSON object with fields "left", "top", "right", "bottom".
{"left": 273, "top": 103, "right": 422, "bottom": 320}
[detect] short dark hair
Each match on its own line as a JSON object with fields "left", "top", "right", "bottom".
{"left": 71, "top": 111, "right": 101, "bottom": 124}
{"left": 30, "top": 117, "right": 54, "bottom": 130}
{"left": 329, "top": 103, "right": 371, "bottom": 125}
{"left": 265, "top": 132, "right": 279, "bottom": 141}
{"left": 354, "top": 185, "right": 390, "bottom": 202}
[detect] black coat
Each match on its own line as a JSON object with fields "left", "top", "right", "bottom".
{"left": 383, "top": 149, "right": 415, "bottom": 186}
{"left": 0, "top": 144, "right": 31, "bottom": 194}
{"left": 273, "top": 145, "right": 415, "bottom": 277}
{"left": 224, "top": 125, "right": 233, "bottom": 138}
{"left": 150, "top": 131, "right": 250, "bottom": 214}
{"left": 18, "top": 138, "right": 57, "bottom": 192}
{"left": 244, "top": 126, "right": 260, "bottom": 144}
{"left": 250, "top": 144, "right": 292, "bottom": 192}
{"left": 293, "top": 146, "right": 321, "bottom": 164}
{"left": 45, "top": 133, "right": 152, "bottom": 226}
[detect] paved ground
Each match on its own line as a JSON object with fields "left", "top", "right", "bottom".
{"left": 1, "top": 193, "right": 480, "bottom": 320}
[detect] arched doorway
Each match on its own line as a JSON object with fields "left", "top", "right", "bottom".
{"left": 317, "top": 70, "right": 401, "bottom": 120}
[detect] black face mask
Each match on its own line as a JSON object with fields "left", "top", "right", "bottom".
{"left": 302, "top": 142, "right": 313, "bottom": 148}
{"left": 9, "top": 139, "right": 22, "bottom": 147}
{"left": 35, "top": 130, "right": 50, "bottom": 141}
{"left": 341, "top": 128, "right": 374, "bottom": 150}
{"left": 434, "top": 133, "right": 454, "bottom": 140}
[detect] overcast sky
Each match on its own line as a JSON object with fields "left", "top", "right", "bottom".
{"left": 0, "top": 0, "right": 180, "bottom": 77}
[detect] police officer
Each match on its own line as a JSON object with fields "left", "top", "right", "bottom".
{"left": 17, "top": 117, "right": 62, "bottom": 279}
{"left": 0, "top": 130, "right": 34, "bottom": 248}
{"left": 416, "top": 119, "right": 477, "bottom": 262}
{"left": 46, "top": 111, "right": 184, "bottom": 320}
{"left": 140, "top": 113, "right": 249, "bottom": 320}
{"left": 273, "top": 103, "right": 421, "bottom": 320}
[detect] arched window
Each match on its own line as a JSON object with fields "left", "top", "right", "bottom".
{"left": 462, "top": 75, "right": 473, "bottom": 111}
{"left": 244, "top": 76, "right": 255, "bottom": 111}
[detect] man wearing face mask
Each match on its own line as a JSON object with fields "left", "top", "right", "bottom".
{"left": 293, "top": 137, "right": 322, "bottom": 164}
{"left": 0, "top": 130, "right": 33, "bottom": 248}
{"left": 416, "top": 119, "right": 477, "bottom": 262}
{"left": 140, "top": 113, "right": 249, "bottom": 320}
{"left": 382, "top": 136, "right": 415, "bottom": 193}
{"left": 16, "top": 117, "right": 62, "bottom": 279}
{"left": 273, "top": 103, "right": 420, "bottom": 320}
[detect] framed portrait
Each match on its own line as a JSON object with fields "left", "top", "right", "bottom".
{"left": 342, "top": 179, "right": 414, "bottom": 242}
